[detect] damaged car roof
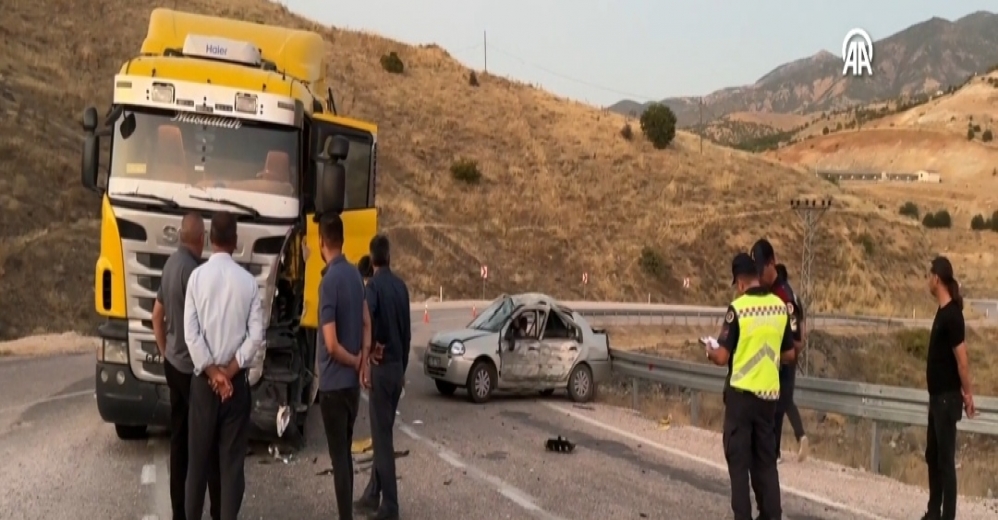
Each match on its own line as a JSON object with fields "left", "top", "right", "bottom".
{"left": 508, "top": 292, "right": 575, "bottom": 313}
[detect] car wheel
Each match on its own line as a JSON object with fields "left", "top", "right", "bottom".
{"left": 114, "top": 424, "right": 147, "bottom": 440}
{"left": 466, "top": 360, "right": 496, "bottom": 404}
{"left": 539, "top": 389, "right": 556, "bottom": 397}
{"left": 435, "top": 379, "right": 458, "bottom": 396}
{"left": 567, "top": 363, "right": 595, "bottom": 403}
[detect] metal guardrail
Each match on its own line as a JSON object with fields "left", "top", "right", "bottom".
{"left": 611, "top": 349, "right": 998, "bottom": 472}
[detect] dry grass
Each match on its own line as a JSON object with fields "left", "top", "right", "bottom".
{"left": 725, "top": 111, "right": 813, "bottom": 131}
{"left": 601, "top": 325, "right": 998, "bottom": 497}
{"left": 0, "top": 0, "right": 949, "bottom": 340}
{"left": 0, "top": 332, "right": 97, "bottom": 357}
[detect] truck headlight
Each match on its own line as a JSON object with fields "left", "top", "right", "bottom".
{"left": 449, "top": 341, "right": 465, "bottom": 357}
{"left": 234, "top": 93, "right": 258, "bottom": 114}
{"left": 150, "top": 83, "right": 175, "bottom": 104}
{"left": 99, "top": 339, "right": 129, "bottom": 364}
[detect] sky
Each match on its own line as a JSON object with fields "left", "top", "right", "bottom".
{"left": 283, "top": 0, "right": 997, "bottom": 107}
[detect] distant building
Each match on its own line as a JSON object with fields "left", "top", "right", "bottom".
{"left": 916, "top": 170, "right": 942, "bottom": 183}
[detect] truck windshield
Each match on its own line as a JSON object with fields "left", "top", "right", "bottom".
{"left": 109, "top": 108, "right": 299, "bottom": 198}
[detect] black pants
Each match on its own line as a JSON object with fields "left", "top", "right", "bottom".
{"left": 724, "top": 388, "right": 782, "bottom": 520}
{"left": 164, "top": 361, "right": 220, "bottom": 520}
{"left": 185, "top": 371, "right": 251, "bottom": 520}
{"left": 774, "top": 368, "right": 805, "bottom": 454}
{"left": 361, "top": 362, "right": 405, "bottom": 515}
{"left": 320, "top": 387, "right": 361, "bottom": 520}
{"left": 925, "top": 391, "right": 962, "bottom": 520}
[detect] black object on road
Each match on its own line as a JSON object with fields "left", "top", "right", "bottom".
{"left": 545, "top": 436, "right": 576, "bottom": 453}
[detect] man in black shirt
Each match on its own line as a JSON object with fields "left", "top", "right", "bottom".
{"left": 921, "top": 256, "right": 976, "bottom": 520}
{"left": 354, "top": 234, "right": 410, "bottom": 520}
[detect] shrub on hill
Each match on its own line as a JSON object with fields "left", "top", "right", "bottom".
{"left": 638, "top": 246, "right": 669, "bottom": 281}
{"left": 639, "top": 103, "right": 677, "bottom": 149}
{"left": 380, "top": 51, "right": 405, "bottom": 74}
{"left": 898, "top": 201, "right": 919, "bottom": 219}
{"left": 922, "top": 210, "right": 952, "bottom": 229}
{"left": 983, "top": 129, "right": 993, "bottom": 142}
{"left": 468, "top": 71, "right": 479, "bottom": 87}
{"left": 967, "top": 127, "right": 976, "bottom": 140}
{"left": 450, "top": 158, "right": 481, "bottom": 184}
{"left": 620, "top": 122, "right": 633, "bottom": 141}
{"left": 970, "top": 214, "right": 988, "bottom": 230}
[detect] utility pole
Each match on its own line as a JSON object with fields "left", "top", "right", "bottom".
{"left": 699, "top": 97, "right": 704, "bottom": 155}
{"left": 790, "top": 197, "right": 833, "bottom": 376}
{"left": 483, "top": 31, "right": 488, "bottom": 73}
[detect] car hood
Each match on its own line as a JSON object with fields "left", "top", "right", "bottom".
{"left": 431, "top": 328, "right": 495, "bottom": 346}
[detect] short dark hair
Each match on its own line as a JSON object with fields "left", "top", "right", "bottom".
{"left": 775, "top": 263, "right": 788, "bottom": 282}
{"left": 319, "top": 213, "right": 344, "bottom": 247}
{"left": 357, "top": 255, "right": 373, "bottom": 278}
{"left": 209, "top": 211, "right": 238, "bottom": 249}
{"left": 369, "top": 234, "right": 390, "bottom": 267}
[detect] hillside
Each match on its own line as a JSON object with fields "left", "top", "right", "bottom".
{"left": 611, "top": 11, "right": 998, "bottom": 128}
{"left": 0, "top": 0, "right": 942, "bottom": 340}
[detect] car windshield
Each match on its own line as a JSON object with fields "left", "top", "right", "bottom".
{"left": 109, "top": 107, "right": 299, "bottom": 198}
{"left": 468, "top": 297, "right": 514, "bottom": 332}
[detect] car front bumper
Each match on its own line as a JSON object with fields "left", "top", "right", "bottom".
{"left": 423, "top": 350, "right": 475, "bottom": 385}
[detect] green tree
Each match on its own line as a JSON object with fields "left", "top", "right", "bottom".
{"left": 450, "top": 158, "right": 481, "bottom": 184}
{"left": 970, "top": 214, "right": 988, "bottom": 230}
{"left": 898, "top": 201, "right": 919, "bottom": 219}
{"left": 822, "top": 126, "right": 829, "bottom": 135}
{"left": 639, "top": 103, "right": 678, "bottom": 149}
{"left": 983, "top": 129, "right": 993, "bottom": 142}
{"left": 380, "top": 52, "right": 404, "bottom": 74}
{"left": 620, "top": 123, "right": 634, "bottom": 141}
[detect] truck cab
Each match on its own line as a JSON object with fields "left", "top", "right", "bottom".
{"left": 81, "top": 9, "right": 378, "bottom": 441}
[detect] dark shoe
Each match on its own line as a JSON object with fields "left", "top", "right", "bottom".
{"left": 368, "top": 508, "right": 400, "bottom": 520}
{"left": 920, "top": 513, "right": 940, "bottom": 520}
{"left": 354, "top": 497, "right": 379, "bottom": 515}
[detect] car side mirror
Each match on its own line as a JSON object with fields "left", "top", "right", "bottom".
{"left": 81, "top": 107, "right": 100, "bottom": 193}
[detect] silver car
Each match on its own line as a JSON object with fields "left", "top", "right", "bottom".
{"left": 423, "top": 293, "right": 611, "bottom": 403}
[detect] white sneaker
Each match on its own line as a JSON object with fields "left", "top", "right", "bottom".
{"left": 797, "top": 436, "right": 809, "bottom": 462}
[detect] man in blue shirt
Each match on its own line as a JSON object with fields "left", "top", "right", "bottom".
{"left": 315, "top": 213, "right": 372, "bottom": 520}
{"left": 355, "top": 235, "right": 410, "bottom": 520}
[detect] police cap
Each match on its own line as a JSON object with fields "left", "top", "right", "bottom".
{"left": 731, "top": 252, "right": 757, "bottom": 285}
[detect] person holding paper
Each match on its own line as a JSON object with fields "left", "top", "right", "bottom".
{"left": 706, "top": 252, "right": 797, "bottom": 520}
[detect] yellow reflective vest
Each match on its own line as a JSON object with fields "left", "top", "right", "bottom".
{"left": 728, "top": 293, "right": 785, "bottom": 400}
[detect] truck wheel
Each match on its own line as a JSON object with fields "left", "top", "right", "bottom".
{"left": 567, "top": 363, "right": 595, "bottom": 403}
{"left": 114, "top": 424, "right": 147, "bottom": 440}
{"left": 435, "top": 380, "right": 457, "bottom": 396}
{"left": 466, "top": 360, "right": 496, "bottom": 404}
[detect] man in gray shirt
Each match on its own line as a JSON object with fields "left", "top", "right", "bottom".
{"left": 152, "top": 212, "right": 220, "bottom": 520}
{"left": 315, "top": 213, "right": 371, "bottom": 520}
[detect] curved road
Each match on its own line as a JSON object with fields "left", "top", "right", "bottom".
{"left": 0, "top": 306, "right": 991, "bottom": 519}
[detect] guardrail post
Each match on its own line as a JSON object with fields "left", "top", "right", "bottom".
{"left": 631, "top": 378, "right": 639, "bottom": 410}
{"left": 690, "top": 391, "right": 700, "bottom": 426}
{"left": 869, "top": 420, "right": 880, "bottom": 474}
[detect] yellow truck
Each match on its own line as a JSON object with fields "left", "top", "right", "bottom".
{"left": 80, "top": 8, "right": 378, "bottom": 441}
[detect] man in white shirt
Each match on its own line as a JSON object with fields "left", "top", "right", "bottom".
{"left": 183, "top": 211, "right": 264, "bottom": 520}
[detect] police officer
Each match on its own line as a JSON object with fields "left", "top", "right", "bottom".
{"left": 706, "top": 252, "right": 797, "bottom": 520}
{"left": 754, "top": 242, "right": 809, "bottom": 464}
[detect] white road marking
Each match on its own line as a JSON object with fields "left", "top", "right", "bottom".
{"left": 0, "top": 389, "right": 93, "bottom": 415}
{"left": 359, "top": 392, "right": 566, "bottom": 520}
{"left": 542, "top": 402, "right": 891, "bottom": 520}
{"left": 141, "top": 464, "right": 156, "bottom": 485}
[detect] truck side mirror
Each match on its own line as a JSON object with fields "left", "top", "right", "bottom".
{"left": 313, "top": 135, "right": 349, "bottom": 216}
{"left": 81, "top": 107, "right": 100, "bottom": 193}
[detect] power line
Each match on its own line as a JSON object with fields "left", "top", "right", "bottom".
{"left": 484, "top": 44, "right": 661, "bottom": 102}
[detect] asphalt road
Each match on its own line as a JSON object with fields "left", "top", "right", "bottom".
{"left": 0, "top": 308, "right": 882, "bottom": 520}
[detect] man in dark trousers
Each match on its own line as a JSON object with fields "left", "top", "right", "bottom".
{"left": 706, "top": 252, "right": 796, "bottom": 520}
{"left": 315, "top": 213, "right": 372, "bottom": 520}
{"left": 772, "top": 262, "right": 809, "bottom": 462}
{"left": 355, "top": 234, "right": 411, "bottom": 520}
{"left": 752, "top": 241, "right": 809, "bottom": 464}
{"left": 183, "top": 212, "right": 264, "bottom": 520}
{"left": 152, "top": 212, "right": 220, "bottom": 520}
{"left": 921, "top": 256, "right": 976, "bottom": 520}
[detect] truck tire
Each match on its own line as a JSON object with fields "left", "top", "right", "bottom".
{"left": 466, "top": 360, "right": 496, "bottom": 404}
{"left": 115, "top": 424, "right": 147, "bottom": 440}
{"left": 435, "top": 380, "right": 457, "bottom": 396}
{"left": 567, "top": 363, "right": 595, "bottom": 403}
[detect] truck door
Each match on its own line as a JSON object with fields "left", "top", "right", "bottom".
{"left": 302, "top": 114, "right": 378, "bottom": 329}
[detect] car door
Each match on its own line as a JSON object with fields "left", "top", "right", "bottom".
{"left": 499, "top": 307, "right": 543, "bottom": 387}
{"left": 538, "top": 309, "right": 584, "bottom": 383}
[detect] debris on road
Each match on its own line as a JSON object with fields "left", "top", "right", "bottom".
{"left": 658, "top": 414, "right": 672, "bottom": 430}
{"left": 352, "top": 437, "right": 373, "bottom": 454}
{"left": 573, "top": 404, "right": 595, "bottom": 411}
{"left": 545, "top": 436, "right": 576, "bottom": 453}
{"left": 267, "top": 443, "right": 294, "bottom": 464}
